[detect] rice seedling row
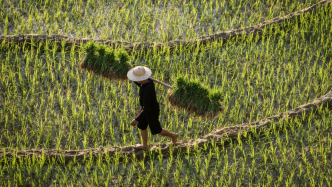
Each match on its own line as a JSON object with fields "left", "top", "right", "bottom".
{"left": 1, "top": 0, "right": 332, "bottom": 186}
{"left": 1, "top": 88, "right": 331, "bottom": 164}
{"left": 1, "top": 107, "right": 331, "bottom": 186}
{"left": 0, "top": 0, "right": 323, "bottom": 42}
{"left": 1, "top": 5, "right": 332, "bottom": 151}
{"left": 2, "top": 0, "right": 331, "bottom": 57}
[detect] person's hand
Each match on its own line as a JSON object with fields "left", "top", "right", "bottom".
{"left": 130, "top": 119, "right": 138, "bottom": 126}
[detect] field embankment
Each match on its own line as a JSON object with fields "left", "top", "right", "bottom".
{"left": 0, "top": 0, "right": 331, "bottom": 54}
{"left": 1, "top": 90, "right": 331, "bottom": 163}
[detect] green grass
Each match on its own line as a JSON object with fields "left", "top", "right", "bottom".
{"left": 168, "top": 75, "right": 223, "bottom": 116}
{"left": 1, "top": 107, "right": 331, "bottom": 186}
{"left": 0, "top": 0, "right": 321, "bottom": 42}
{"left": 80, "top": 41, "right": 131, "bottom": 80}
{"left": 0, "top": 0, "right": 332, "bottom": 186}
{"left": 1, "top": 3, "right": 331, "bottom": 150}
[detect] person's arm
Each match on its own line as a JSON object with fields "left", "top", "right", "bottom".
{"left": 135, "top": 90, "right": 152, "bottom": 122}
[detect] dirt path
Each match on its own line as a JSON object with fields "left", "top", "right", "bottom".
{"left": 0, "top": 0, "right": 331, "bottom": 54}
{"left": 1, "top": 90, "right": 331, "bottom": 163}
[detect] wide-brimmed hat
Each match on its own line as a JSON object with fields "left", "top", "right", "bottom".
{"left": 127, "top": 66, "right": 152, "bottom": 81}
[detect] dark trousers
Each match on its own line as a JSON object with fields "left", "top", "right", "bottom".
{"left": 137, "top": 109, "right": 162, "bottom": 135}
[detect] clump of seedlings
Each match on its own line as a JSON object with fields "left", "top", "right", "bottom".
{"left": 167, "top": 75, "right": 224, "bottom": 117}
{"left": 79, "top": 41, "right": 131, "bottom": 80}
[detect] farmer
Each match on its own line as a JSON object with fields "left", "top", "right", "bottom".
{"left": 127, "top": 66, "right": 179, "bottom": 151}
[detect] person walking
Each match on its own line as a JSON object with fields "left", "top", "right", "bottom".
{"left": 127, "top": 66, "right": 179, "bottom": 151}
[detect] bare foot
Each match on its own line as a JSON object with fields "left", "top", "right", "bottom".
{"left": 134, "top": 144, "right": 148, "bottom": 151}
{"left": 172, "top": 133, "right": 179, "bottom": 145}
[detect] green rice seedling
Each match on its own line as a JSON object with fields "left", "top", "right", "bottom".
{"left": 81, "top": 46, "right": 230, "bottom": 118}
{"left": 79, "top": 42, "right": 131, "bottom": 80}
{"left": 1, "top": 4, "right": 332, "bottom": 184}
{"left": 167, "top": 75, "right": 224, "bottom": 117}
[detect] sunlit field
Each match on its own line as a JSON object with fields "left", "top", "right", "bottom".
{"left": 0, "top": 0, "right": 321, "bottom": 41}
{"left": 0, "top": 0, "right": 332, "bottom": 186}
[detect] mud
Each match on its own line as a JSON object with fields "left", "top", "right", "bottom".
{"left": 1, "top": 0, "right": 331, "bottom": 163}
{"left": 0, "top": 90, "right": 331, "bottom": 163}
{"left": 0, "top": 0, "right": 331, "bottom": 54}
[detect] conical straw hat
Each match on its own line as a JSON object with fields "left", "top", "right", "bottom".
{"left": 127, "top": 66, "right": 152, "bottom": 81}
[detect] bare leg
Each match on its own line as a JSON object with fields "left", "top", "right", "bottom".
{"left": 136, "top": 129, "right": 148, "bottom": 151}
{"left": 158, "top": 128, "right": 179, "bottom": 144}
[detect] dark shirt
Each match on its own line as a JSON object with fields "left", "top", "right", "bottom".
{"left": 134, "top": 78, "right": 160, "bottom": 122}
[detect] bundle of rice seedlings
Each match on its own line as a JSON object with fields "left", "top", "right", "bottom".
{"left": 79, "top": 41, "right": 132, "bottom": 80}
{"left": 79, "top": 43, "right": 224, "bottom": 117}
{"left": 167, "top": 75, "right": 224, "bottom": 117}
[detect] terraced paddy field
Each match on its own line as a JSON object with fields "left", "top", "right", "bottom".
{"left": 1, "top": 0, "right": 332, "bottom": 186}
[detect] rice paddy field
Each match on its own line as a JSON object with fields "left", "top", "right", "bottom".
{"left": 0, "top": 0, "right": 332, "bottom": 186}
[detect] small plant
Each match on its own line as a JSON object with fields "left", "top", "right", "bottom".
{"left": 79, "top": 41, "right": 131, "bottom": 80}
{"left": 167, "top": 75, "right": 223, "bottom": 117}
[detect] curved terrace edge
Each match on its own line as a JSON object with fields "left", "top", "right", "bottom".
{"left": 0, "top": 0, "right": 331, "bottom": 53}
{"left": 1, "top": 90, "right": 331, "bottom": 162}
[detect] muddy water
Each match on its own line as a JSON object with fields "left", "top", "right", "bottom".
{"left": 1, "top": 0, "right": 319, "bottom": 42}
{"left": 1, "top": 30, "right": 331, "bottom": 150}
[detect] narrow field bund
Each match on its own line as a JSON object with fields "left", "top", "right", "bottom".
{"left": 0, "top": 0, "right": 331, "bottom": 54}
{"left": 1, "top": 89, "right": 331, "bottom": 163}
{"left": 0, "top": 0, "right": 332, "bottom": 163}
{"left": 2, "top": 1, "right": 332, "bottom": 186}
